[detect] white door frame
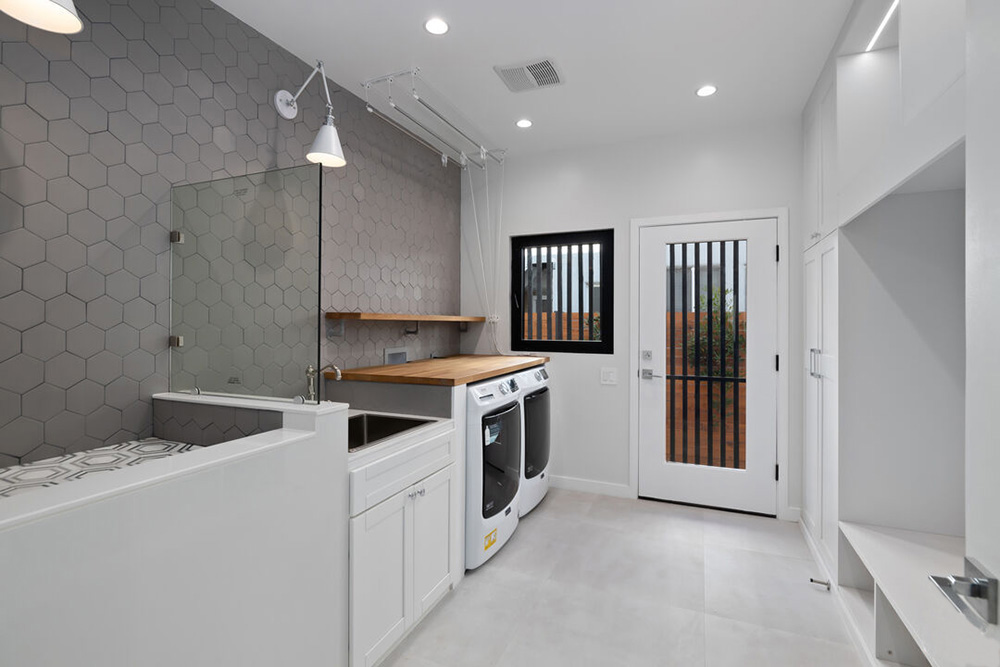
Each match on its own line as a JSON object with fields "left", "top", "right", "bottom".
{"left": 628, "top": 208, "right": 796, "bottom": 521}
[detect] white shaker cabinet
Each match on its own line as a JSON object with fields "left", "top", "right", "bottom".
{"left": 802, "top": 232, "right": 839, "bottom": 577}
{"left": 350, "top": 464, "right": 455, "bottom": 667}
{"left": 802, "top": 78, "right": 838, "bottom": 250}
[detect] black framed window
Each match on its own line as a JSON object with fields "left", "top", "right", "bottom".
{"left": 510, "top": 229, "right": 614, "bottom": 354}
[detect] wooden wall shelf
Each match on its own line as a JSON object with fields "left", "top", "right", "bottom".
{"left": 324, "top": 312, "right": 486, "bottom": 334}
{"left": 325, "top": 312, "right": 486, "bottom": 323}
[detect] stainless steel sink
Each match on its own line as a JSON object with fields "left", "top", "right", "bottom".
{"left": 348, "top": 414, "right": 431, "bottom": 452}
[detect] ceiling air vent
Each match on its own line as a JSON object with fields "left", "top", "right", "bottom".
{"left": 493, "top": 58, "right": 563, "bottom": 93}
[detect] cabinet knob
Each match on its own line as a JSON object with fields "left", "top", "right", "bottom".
{"left": 417, "top": 488, "right": 426, "bottom": 496}
{"left": 408, "top": 491, "right": 417, "bottom": 499}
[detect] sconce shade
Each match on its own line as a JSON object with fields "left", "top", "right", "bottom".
{"left": 307, "top": 117, "right": 346, "bottom": 168}
{"left": 0, "top": 0, "right": 83, "bottom": 34}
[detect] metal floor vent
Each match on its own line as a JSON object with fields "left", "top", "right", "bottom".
{"left": 493, "top": 58, "right": 563, "bottom": 92}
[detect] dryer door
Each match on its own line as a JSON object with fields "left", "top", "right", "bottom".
{"left": 524, "top": 387, "right": 550, "bottom": 479}
{"left": 482, "top": 402, "right": 521, "bottom": 519}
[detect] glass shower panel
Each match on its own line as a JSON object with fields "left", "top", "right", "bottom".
{"left": 170, "top": 165, "right": 320, "bottom": 399}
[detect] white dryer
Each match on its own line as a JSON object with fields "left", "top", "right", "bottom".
{"left": 516, "top": 366, "right": 550, "bottom": 516}
{"left": 465, "top": 374, "right": 521, "bottom": 570}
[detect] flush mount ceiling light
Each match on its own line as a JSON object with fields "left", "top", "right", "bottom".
{"left": 0, "top": 0, "right": 83, "bottom": 33}
{"left": 866, "top": 0, "right": 900, "bottom": 52}
{"left": 274, "top": 60, "right": 346, "bottom": 168}
{"left": 424, "top": 17, "right": 449, "bottom": 35}
{"left": 696, "top": 85, "right": 718, "bottom": 98}
{"left": 516, "top": 119, "right": 532, "bottom": 128}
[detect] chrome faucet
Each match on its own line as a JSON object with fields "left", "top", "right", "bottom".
{"left": 305, "top": 364, "right": 318, "bottom": 402}
{"left": 320, "top": 363, "right": 342, "bottom": 381}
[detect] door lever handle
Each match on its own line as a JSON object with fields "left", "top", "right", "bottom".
{"left": 640, "top": 369, "right": 663, "bottom": 380}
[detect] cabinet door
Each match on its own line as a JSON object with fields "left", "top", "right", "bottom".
{"left": 411, "top": 465, "right": 454, "bottom": 620}
{"left": 802, "top": 246, "right": 822, "bottom": 538}
{"left": 350, "top": 489, "right": 411, "bottom": 667}
{"left": 819, "top": 81, "right": 838, "bottom": 235}
{"left": 818, "top": 237, "right": 839, "bottom": 570}
{"left": 803, "top": 104, "right": 823, "bottom": 249}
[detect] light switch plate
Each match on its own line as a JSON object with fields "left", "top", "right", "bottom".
{"left": 600, "top": 367, "right": 618, "bottom": 385}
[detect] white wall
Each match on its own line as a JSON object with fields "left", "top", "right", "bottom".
{"left": 460, "top": 120, "right": 803, "bottom": 506}
{"left": 839, "top": 190, "right": 965, "bottom": 537}
{"left": 965, "top": 0, "right": 1000, "bottom": 577}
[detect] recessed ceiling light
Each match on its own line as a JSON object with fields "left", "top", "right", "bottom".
{"left": 865, "top": 0, "right": 900, "bottom": 52}
{"left": 696, "top": 85, "right": 718, "bottom": 98}
{"left": 516, "top": 119, "right": 532, "bottom": 129}
{"left": 424, "top": 17, "right": 449, "bottom": 35}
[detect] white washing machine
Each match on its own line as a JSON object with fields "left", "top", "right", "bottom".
{"left": 516, "top": 366, "right": 550, "bottom": 516}
{"left": 465, "top": 374, "right": 521, "bottom": 570}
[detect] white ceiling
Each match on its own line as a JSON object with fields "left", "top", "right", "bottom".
{"left": 215, "top": 0, "right": 854, "bottom": 156}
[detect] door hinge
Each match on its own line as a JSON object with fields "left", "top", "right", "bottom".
{"left": 775, "top": 354, "right": 779, "bottom": 371}
{"left": 776, "top": 244, "right": 780, "bottom": 262}
{"left": 775, "top": 464, "right": 780, "bottom": 481}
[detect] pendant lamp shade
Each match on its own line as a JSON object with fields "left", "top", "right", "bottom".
{"left": 306, "top": 116, "right": 346, "bottom": 168}
{"left": 0, "top": 0, "right": 83, "bottom": 34}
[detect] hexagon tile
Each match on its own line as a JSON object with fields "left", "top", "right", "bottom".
{"left": 0, "top": 0, "right": 460, "bottom": 465}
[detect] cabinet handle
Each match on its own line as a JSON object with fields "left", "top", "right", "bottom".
{"left": 408, "top": 491, "right": 416, "bottom": 499}
{"left": 810, "top": 348, "right": 822, "bottom": 379}
{"left": 417, "top": 488, "right": 426, "bottom": 497}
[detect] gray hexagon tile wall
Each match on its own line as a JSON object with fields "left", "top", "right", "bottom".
{"left": 0, "top": 0, "right": 462, "bottom": 466}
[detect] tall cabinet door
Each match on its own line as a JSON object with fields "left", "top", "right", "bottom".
{"left": 350, "top": 489, "right": 410, "bottom": 667}
{"left": 412, "top": 465, "right": 454, "bottom": 620}
{"left": 802, "top": 248, "right": 822, "bottom": 537}
{"left": 801, "top": 232, "right": 839, "bottom": 578}
{"left": 818, "top": 235, "right": 839, "bottom": 575}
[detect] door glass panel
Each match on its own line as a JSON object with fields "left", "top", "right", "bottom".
{"left": 666, "top": 241, "right": 747, "bottom": 468}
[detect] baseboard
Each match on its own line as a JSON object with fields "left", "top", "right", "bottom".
{"left": 549, "top": 475, "right": 635, "bottom": 499}
{"left": 799, "top": 521, "right": 878, "bottom": 667}
{"left": 778, "top": 505, "right": 801, "bottom": 522}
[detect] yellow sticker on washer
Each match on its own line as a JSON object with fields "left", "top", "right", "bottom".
{"left": 484, "top": 528, "right": 497, "bottom": 551}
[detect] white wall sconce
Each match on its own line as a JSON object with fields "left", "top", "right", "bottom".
{"left": 274, "top": 60, "right": 346, "bottom": 168}
{"left": 0, "top": 0, "right": 83, "bottom": 34}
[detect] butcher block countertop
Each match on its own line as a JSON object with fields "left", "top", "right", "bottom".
{"left": 326, "top": 355, "right": 548, "bottom": 387}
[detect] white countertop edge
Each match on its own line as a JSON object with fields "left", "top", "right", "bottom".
{"left": 0, "top": 427, "right": 315, "bottom": 532}
{"left": 153, "top": 391, "right": 349, "bottom": 415}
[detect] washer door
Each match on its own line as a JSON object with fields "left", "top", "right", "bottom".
{"left": 524, "top": 387, "right": 550, "bottom": 479}
{"left": 482, "top": 402, "right": 521, "bottom": 519}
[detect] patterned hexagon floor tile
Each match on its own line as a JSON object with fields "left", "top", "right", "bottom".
{"left": 0, "top": 438, "right": 202, "bottom": 498}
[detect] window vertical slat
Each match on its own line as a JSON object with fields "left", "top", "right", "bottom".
{"left": 732, "top": 240, "right": 740, "bottom": 469}
{"left": 576, "top": 246, "right": 583, "bottom": 341}
{"left": 669, "top": 243, "right": 676, "bottom": 463}
{"left": 562, "top": 246, "right": 573, "bottom": 340}
{"left": 707, "top": 241, "right": 713, "bottom": 468}
{"left": 587, "top": 244, "right": 595, "bottom": 341}
{"left": 719, "top": 241, "right": 727, "bottom": 468}
{"left": 694, "top": 242, "right": 701, "bottom": 466}
{"left": 555, "top": 246, "right": 563, "bottom": 340}
{"left": 681, "top": 243, "right": 688, "bottom": 464}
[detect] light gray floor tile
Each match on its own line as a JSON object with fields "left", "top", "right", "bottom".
{"left": 705, "top": 544, "right": 849, "bottom": 643}
{"left": 382, "top": 490, "right": 859, "bottom": 667}
{"left": 705, "top": 615, "right": 863, "bottom": 667}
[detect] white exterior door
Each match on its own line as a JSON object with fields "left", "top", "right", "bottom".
{"left": 638, "top": 218, "right": 778, "bottom": 515}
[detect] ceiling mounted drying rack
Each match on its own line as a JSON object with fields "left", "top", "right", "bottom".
{"left": 362, "top": 68, "right": 505, "bottom": 169}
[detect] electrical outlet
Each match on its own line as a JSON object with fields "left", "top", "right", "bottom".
{"left": 600, "top": 367, "right": 618, "bottom": 385}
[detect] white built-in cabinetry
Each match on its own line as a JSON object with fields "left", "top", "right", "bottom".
{"left": 799, "top": 1, "right": 986, "bottom": 663}
{"left": 349, "top": 425, "right": 457, "bottom": 667}
{"left": 802, "top": 80, "right": 838, "bottom": 250}
{"left": 802, "top": 233, "right": 838, "bottom": 576}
